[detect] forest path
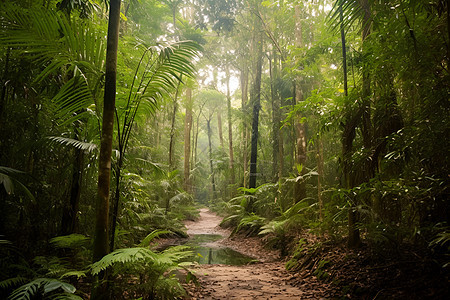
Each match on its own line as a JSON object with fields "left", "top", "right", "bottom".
{"left": 183, "top": 208, "right": 322, "bottom": 299}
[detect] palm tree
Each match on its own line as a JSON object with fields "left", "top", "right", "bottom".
{"left": 0, "top": 2, "right": 106, "bottom": 236}
{"left": 110, "top": 41, "right": 201, "bottom": 252}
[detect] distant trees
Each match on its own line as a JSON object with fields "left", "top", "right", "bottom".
{"left": 0, "top": 0, "right": 448, "bottom": 298}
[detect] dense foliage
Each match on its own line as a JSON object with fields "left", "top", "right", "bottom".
{"left": 0, "top": 0, "right": 448, "bottom": 299}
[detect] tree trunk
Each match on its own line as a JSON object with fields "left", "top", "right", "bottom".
{"left": 240, "top": 63, "right": 249, "bottom": 188}
{"left": 226, "top": 66, "right": 235, "bottom": 187}
{"left": 0, "top": 47, "right": 10, "bottom": 120}
{"left": 217, "top": 110, "right": 224, "bottom": 148}
{"left": 317, "top": 137, "right": 324, "bottom": 221}
{"left": 61, "top": 146, "right": 84, "bottom": 235}
{"left": 184, "top": 88, "right": 193, "bottom": 193}
{"left": 248, "top": 32, "right": 263, "bottom": 192}
{"left": 92, "top": 0, "right": 121, "bottom": 298}
{"left": 340, "top": 2, "right": 361, "bottom": 249}
{"left": 109, "top": 156, "right": 122, "bottom": 252}
{"left": 294, "top": 5, "right": 307, "bottom": 204}
{"left": 206, "top": 118, "right": 216, "bottom": 201}
{"left": 169, "top": 82, "right": 181, "bottom": 171}
{"left": 269, "top": 49, "right": 279, "bottom": 182}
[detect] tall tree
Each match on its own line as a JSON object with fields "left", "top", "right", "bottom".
{"left": 184, "top": 87, "right": 193, "bottom": 193}
{"left": 91, "top": 0, "right": 121, "bottom": 298}
{"left": 225, "top": 65, "right": 236, "bottom": 186}
{"left": 169, "top": 81, "right": 182, "bottom": 171}
{"left": 248, "top": 26, "right": 263, "bottom": 192}
{"left": 240, "top": 62, "right": 250, "bottom": 188}
{"left": 293, "top": 4, "right": 307, "bottom": 203}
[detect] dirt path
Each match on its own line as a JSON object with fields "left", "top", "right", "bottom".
{"left": 183, "top": 208, "right": 322, "bottom": 299}
{"left": 184, "top": 208, "right": 230, "bottom": 236}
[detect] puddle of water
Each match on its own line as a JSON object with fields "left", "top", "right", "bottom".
{"left": 187, "top": 234, "right": 255, "bottom": 265}
{"left": 160, "top": 234, "right": 255, "bottom": 265}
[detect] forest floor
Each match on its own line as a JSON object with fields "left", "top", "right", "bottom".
{"left": 181, "top": 208, "right": 449, "bottom": 300}
{"left": 182, "top": 208, "right": 332, "bottom": 299}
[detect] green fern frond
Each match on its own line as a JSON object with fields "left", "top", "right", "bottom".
{"left": 0, "top": 277, "right": 27, "bottom": 290}
{"left": 220, "top": 214, "right": 240, "bottom": 226}
{"left": 90, "top": 248, "right": 158, "bottom": 275}
{"left": 50, "top": 234, "right": 90, "bottom": 249}
{"left": 8, "top": 278, "right": 78, "bottom": 300}
{"left": 47, "top": 293, "right": 83, "bottom": 300}
{"left": 140, "top": 230, "right": 172, "bottom": 247}
{"left": 152, "top": 276, "right": 185, "bottom": 299}
{"left": 60, "top": 271, "right": 86, "bottom": 280}
{"left": 259, "top": 219, "right": 288, "bottom": 236}
{"left": 236, "top": 214, "right": 266, "bottom": 234}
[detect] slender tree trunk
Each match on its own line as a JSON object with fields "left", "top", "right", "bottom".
{"left": 340, "top": 2, "right": 361, "bottom": 248}
{"left": 184, "top": 88, "right": 193, "bottom": 193}
{"left": 294, "top": 5, "right": 307, "bottom": 204}
{"left": 0, "top": 47, "right": 10, "bottom": 120}
{"left": 226, "top": 66, "right": 235, "bottom": 187}
{"left": 92, "top": 0, "right": 121, "bottom": 298}
{"left": 217, "top": 110, "right": 224, "bottom": 148}
{"left": 360, "top": 0, "right": 372, "bottom": 154}
{"left": 269, "top": 49, "right": 279, "bottom": 182}
{"left": 61, "top": 146, "right": 84, "bottom": 235}
{"left": 240, "top": 64, "right": 249, "bottom": 188}
{"left": 278, "top": 128, "right": 284, "bottom": 179}
{"left": 169, "top": 82, "right": 181, "bottom": 171}
{"left": 206, "top": 118, "right": 216, "bottom": 201}
{"left": 317, "top": 137, "right": 324, "bottom": 221}
{"left": 194, "top": 112, "right": 201, "bottom": 170}
{"left": 109, "top": 155, "right": 122, "bottom": 252}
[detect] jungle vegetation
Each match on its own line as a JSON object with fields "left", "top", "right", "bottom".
{"left": 0, "top": 0, "right": 448, "bottom": 299}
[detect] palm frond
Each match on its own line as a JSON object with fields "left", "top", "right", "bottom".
{"left": 0, "top": 3, "right": 105, "bottom": 124}
{"left": 134, "top": 158, "right": 166, "bottom": 177}
{"left": 138, "top": 41, "right": 201, "bottom": 106}
{"left": 48, "top": 136, "right": 97, "bottom": 153}
{"left": 327, "top": 0, "right": 368, "bottom": 34}
{"left": 0, "top": 167, "right": 34, "bottom": 201}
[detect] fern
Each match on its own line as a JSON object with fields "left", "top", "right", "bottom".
{"left": 0, "top": 277, "right": 27, "bottom": 290}
{"left": 50, "top": 234, "right": 90, "bottom": 249}
{"left": 259, "top": 219, "right": 289, "bottom": 236}
{"left": 8, "top": 278, "right": 80, "bottom": 300}
{"left": 59, "top": 271, "right": 86, "bottom": 280}
{"left": 90, "top": 246, "right": 193, "bottom": 299}
{"left": 236, "top": 214, "right": 266, "bottom": 235}
{"left": 90, "top": 247, "right": 158, "bottom": 275}
{"left": 139, "top": 229, "right": 172, "bottom": 247}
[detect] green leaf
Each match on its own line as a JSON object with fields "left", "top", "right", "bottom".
{"left": 8, "top": 278, "right": 77, "bottom": 300}
{"left": 50, "top": 234, "right": 90, "bottom": 249}
{"left": 296, "top": 164, "right": 303, "bottom": 175}
{"left": 140, "top": 229, "right": 172, "bottom": 247}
